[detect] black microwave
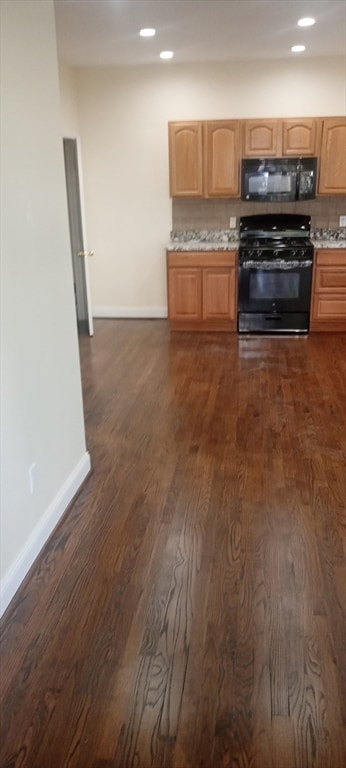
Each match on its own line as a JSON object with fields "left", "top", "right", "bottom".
{"left": 241, "top": 157, "right": 317, "bottom": 202}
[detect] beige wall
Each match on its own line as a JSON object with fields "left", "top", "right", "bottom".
{"left": 59, "top": 57, "right": 345, "bottom": 315}
{"left": 0, "top": 1, "right": 89, "bottom": 611}
{"left": 59, "top": 62, "right": 80, "bottom": 137}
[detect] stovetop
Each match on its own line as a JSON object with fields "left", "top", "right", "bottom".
{"left": 238, "top": 238, "right": 314, "bottom": 264}
{"left": 239, "top": 214, "right": 313, "bottom": 255}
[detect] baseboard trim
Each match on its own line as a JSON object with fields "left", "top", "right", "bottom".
{"left": 0, "top": 451, "right": 91, "bottom": 618}
{"left": 92, "top": 306, "right": 168, "bottom": 319}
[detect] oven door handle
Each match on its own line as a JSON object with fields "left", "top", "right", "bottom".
{"left": 265, "top": 314, "right": 283, "bottom": 321}
{"left": 240, "top": 260, "right": 313, "bottom": 270}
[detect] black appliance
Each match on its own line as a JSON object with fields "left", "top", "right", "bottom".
{"left": 238, "top": 213, "right": 314, "bottom": 334}
{"left": 241, "top": 157, "right": 317, "bottom": 202}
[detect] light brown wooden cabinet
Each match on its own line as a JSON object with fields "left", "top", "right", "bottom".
{"left": 243, "top": 118, "right": 319, "bottom": 157}
{"left": 310, "top": 249, "right": 346, "bottom": 331}
{"left": 243, "top": 119, "right": 280, "bottom": 156}
{"left": 168, "top": 122, "right": 203, "bottom": 197}
{"left": 282, "top": 118, "right": 319, "bottom": 156}
{"left": 205, "top": 121, "right": 240, "bottom": 197}
{"left": 167, "top": 251, "right": 237, "bottom": 330}
{"left": 169, "top": 116, "right": 344, "bottom": 198}
{"left": 318, "top": 117, "right": 346, "bottom": 195}
{"left": 167, "top": 267, "right": 202, "bottom": 320}
{"left": 202, "top": 267, "right": 235, "bottom": 319}
{"left": 169, "top": 120, "right": 241, "bottom": 198}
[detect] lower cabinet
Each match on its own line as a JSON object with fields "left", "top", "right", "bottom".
{"left": 167, "top": 250, "right": 237, "bottom": 330}
{"left": 310, "top": 249, "right": 346, "bottom": 331}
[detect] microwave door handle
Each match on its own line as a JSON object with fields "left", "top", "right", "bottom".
{"left": 297, "top": 161, "right": 303, "bottom": 199}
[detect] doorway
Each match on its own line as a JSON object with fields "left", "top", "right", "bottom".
{"left": 63, "top": 138, "right": 93, "bottom": 336}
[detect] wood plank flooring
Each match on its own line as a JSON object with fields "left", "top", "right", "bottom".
{"left": 1, "top": 320, "right": 345, "bottom": 768}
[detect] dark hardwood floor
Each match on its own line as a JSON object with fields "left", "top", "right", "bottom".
{"left": 1, "top": 320, "right": 345, "bottom": 768}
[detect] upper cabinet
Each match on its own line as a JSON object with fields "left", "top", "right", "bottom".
{"left": 318, "top": 117, "right": 346, "bottom": 195}
{"left": 282, "top": 118, "right": 319, "bottom": 156}
{"left": 205, "top": 121, "right": 240, "bottom": 197}
{"left": 169, "top": 116, "right": 344, "bottom": 198}
{"left": 243, "top": 118, "right": 319, "bottom": 157}
{"left": 169, "top": 122, "right": 204, "bottom": 197}
{"left": 243, "top": 119, "right": 280, "bottom": 156}
{"left": 169, "top": 120, "right": 240, "bottom": 198}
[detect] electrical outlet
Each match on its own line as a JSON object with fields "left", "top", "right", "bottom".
{"left": 339, "top": 215, "right": 346, "bottom": 227}
{"left": 29, "top": 463, "right": 37, "bottom": 494}
{"left": 229, "top": 216, "right": 236, "bottom": 229}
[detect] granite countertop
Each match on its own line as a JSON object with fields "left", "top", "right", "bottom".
{"left": 312, "top": 238, "right": 346, "bottom": 249}
{"left": 167, "top": 240, "right": 239, "bottom": 251}
{"left": 166, "top": 229, "right": 346, "bottom": 252}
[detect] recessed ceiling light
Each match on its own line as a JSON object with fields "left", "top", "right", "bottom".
{"left": 298, "top": 17, "right": 315, "bottom": 27}
{"left": 160, "top": 51, "right": 174, "bottom": 59}
{"left": 139, "top": 28, "right": 156, "bottom": 37}
{"left": 291, "top": 45, "right": 306, "bottom": 53}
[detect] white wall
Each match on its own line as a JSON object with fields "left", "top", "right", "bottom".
{"left": 0, "top": 0, "right": 90, "bottom": 614}
{"left": 59, "top": 62, "right": 80, "bottom": 137}
{"left": 62, "top": 57, "right": 345, "bottom": 315}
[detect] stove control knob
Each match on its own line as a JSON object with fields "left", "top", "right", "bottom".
{"left": 274, "top": 249, "right": 279, "bottom": 258}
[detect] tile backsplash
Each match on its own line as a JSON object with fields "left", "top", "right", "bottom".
{"left": 172, "top": 197, "right": 346, "bottom": 231}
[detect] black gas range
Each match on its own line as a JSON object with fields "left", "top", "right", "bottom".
{"left": 238, "top": 214, "right": 314, "bottom": 334}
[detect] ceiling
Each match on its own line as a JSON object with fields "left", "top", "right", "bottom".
{"left": 54, "top": 0, "right": 346, "bottom": 68}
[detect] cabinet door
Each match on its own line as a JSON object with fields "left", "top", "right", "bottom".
{"left": 318, "top": 117, "right": 346, "bottom": 194}
{"left": 282, "top": 118, "right": 318, "bottom": 156}
{"left": 168, "top": 268, "right": 202, "bottom": 320}
{"left": 202, "top": 268, "right": 236, "bottom": 320}
{"left": 168, "top": 122, "right": 203, "bottom": 197}
{"left": 243, "top": 119, "right": 281, "bottom": 156}
{"left": 205, "top": 121, "right": 240, "bottom": 197}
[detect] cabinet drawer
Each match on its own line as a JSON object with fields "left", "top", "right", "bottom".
{"left": 315, "top": 250, "right": 346, "bottom": 267}
{"left": 167, "top": 250, "right": 237, "bottom": 268}
{"left": 312, "top": 294, "right": 346, "bottom": 321}
{"left": 314, "top": 266, "right": 346, "bottom": 293}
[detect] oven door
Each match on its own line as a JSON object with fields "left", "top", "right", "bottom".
{"left": 238, "top": 257, "right": 313, "bottom": 333}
